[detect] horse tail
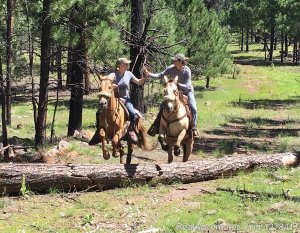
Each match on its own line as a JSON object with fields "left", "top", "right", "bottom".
{"left": 137, "top": 121, "right": 154, "bottom": 151}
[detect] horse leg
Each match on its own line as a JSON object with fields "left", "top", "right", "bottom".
{"left": 158, "top": 125, "right": 168, "bottom": 151}
{"left": 176, "top": 129, "right": 187, "bottom": 148}
{"left": 118, "top": 142, "right": 125, "bottom": 164}
{"left": 183, "top": 138, "right": 193, "bottom": 162}
{"left": 126, "top": 142, "right": 133, "bottom": 164}
{"left": 112, "top": 140, "right": 123, "bottom": 158}
{"left": 100, "top": 129, "right": 110, "bottom": 160}
{"left": 174, "top": 145, "right": 181, "bottom": 156}
{"left": 167, "top": 146, "right": 174, "bottom": 163}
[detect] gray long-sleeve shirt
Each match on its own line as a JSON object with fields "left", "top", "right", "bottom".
{"left": 148, "top": 65, "right": 194, "bottom": 93}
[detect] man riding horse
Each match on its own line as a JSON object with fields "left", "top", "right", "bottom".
{"left": 144, "top": 53, "right": 200, "bottom": 149}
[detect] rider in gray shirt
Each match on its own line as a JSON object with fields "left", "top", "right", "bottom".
{"left": 145, "top": 53, "right": 200, "bottom": 140}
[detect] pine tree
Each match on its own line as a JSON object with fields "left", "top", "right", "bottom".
{"left": 184, "top": 0, "right": 233, "bottom": 88}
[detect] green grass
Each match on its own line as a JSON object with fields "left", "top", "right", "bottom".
{"left": 156, "top": 168, "right": 300, "bottom": 232}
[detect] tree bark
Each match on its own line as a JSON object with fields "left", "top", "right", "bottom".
{"left": 35, "top": 0, "right": 51, "bottom": 145}
{"left": 0, "top": 153, "right": 298, "bottom": 194}
{"left": 0, "top": 53, "right": 9, "bottom": 161}
{"left": 67, "top": 23, "right": 84, "bottom": 136}
{"left": 130, "top": 0, "right": 145, "bottom": 113}
{"left": 6, "top": 0, "right": 15, "bottom": 126}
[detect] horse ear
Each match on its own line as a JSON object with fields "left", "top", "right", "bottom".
{"left": 163, "top": 76, "right": 168, "bottom": 83}
{"left": 108, "top": 74, "right": 116, "bottom": 82}
{"left": 174, "top": 76, "right": 178, "bottom": 83}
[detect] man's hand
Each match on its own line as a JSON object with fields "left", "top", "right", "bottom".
{"left": 143, "top": 65, "right": 150, "bottom": 76}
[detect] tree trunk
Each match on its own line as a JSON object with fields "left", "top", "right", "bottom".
{"left": 0, "top": 54, "right": 9, "bottom": 161}
{"left": 130, "top": 0, "right": 145, "bottom": 113}
{"left": 35, "top": 0, "right": 51, "bottom": 145}
{"left": 264, "top": 32, "right": 267, "bottom": 61}
{"left": 56, "top": 45, "right": 63, "bottom": 89}
{"left": 205, "top": 76, "right": 210, "bottom": 88}
{"left": 250, "top": 28, "right": 254, "bottom": 43}
{"left": 241, "top": 28, "right": 244, "bottom": 51}
{"left": 25, "top": 0, "right": 37, "bottom": 131}
{"left": 269, "top": 25, "right": 275, "bottom": 61}
{"left": 293, "top": 37, "right": 297, "bottom": 63}
{"left": 246, "top": 29, "right": 249, "bottom": 52}
{"left": 6, "top": 0, "right": 15, "bottom": 126}
{"left": 284, "top": 33, "right": 288, "bottom": 57}
{"left": 280, "top": 32, "right": 284, "bottom": 63}
{"left": 83, "top": 39, "right": 90, "bottom": 95}
{"left": 67, "top": 26, "right": 84, "bottom": 136}
{"left": 66, "top": 46, "right": 73, "bottom": 87}
{"left": 0, "top": 153, "right": 297, "bottom": 194}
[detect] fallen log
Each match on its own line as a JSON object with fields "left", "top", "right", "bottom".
{"left": 0, "top": 152, "right": 298, "bottom": 195}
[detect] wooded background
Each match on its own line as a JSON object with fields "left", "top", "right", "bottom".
{"left": 0, "top": 0, "right": 299, "bottom": 160}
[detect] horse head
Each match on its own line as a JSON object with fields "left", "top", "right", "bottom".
{"left": 97, "top": 74, "right": 116, "bottom": 109}
{"left": 163, "top": 76, "right": 179, "bottom": 113}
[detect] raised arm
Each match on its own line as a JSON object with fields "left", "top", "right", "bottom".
{"left": 143, "top": 65, "right": 169, "bottom": 79}
{"left": 129, "top": 71, "right": 146, "bottom": 85}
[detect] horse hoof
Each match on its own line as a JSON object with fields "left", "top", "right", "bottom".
{"left": 112, "top": 151, "right": 119, "bottom": 158}
{"left": 162, "top": 144, "right": 169, "bottom": 151}
{"left": 174, "top": 146, "right": 180, "bottom": 156}
{"left": 103, "top": 153, "right": 110, "bottom": 160}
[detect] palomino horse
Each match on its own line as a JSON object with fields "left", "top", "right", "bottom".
{"left": 89, "top": 74, "right": 152, "bottom": 164}
{"left": 159, "top": 76, "right": 194, "bottom": 163}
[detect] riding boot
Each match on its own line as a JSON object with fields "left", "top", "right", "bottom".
{"left": 128, "top": 122, "right": 138, "bottom": 143}
{"left": 158, "top": 135, "right": 168, "bottom": 151}
{"left": 147, "top": 109, "right": 163, "bottom": 137}
{"left": 192, "top": 128, "right": 200, "bottom": 140}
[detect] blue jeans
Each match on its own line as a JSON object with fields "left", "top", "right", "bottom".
{"left": 124, "top": 97, "right": 136, "bottom": 124}
{"left": 160, "top": 91, "right": 198, "bottom": 128}
{"left": 186, "top": 91, "right": 198, "bottom": 127}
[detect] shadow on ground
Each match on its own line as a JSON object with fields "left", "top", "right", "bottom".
{"left": 194, "top": 116, "right": 300, "bottom": 155}
{"left": 230, "top": 97, "right": 300, "bottom": 110}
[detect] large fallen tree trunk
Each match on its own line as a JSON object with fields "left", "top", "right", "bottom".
{"left": 0, "top": 153, "right": 298, "bottom": 194}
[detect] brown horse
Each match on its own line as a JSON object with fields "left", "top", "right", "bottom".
{"left": 89, "top": 74, "right": 152, "bottom": 164}
{"left": 159, "top": 76, "right": 194, "bottom": 163}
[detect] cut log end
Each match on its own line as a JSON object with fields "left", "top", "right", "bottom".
{"left": 282, "top": 154, "right": 300, "bottom": 167}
